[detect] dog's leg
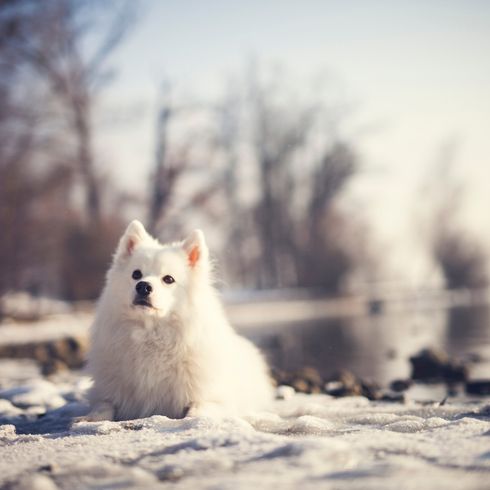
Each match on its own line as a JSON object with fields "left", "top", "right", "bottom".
{"left": 80, "top": 400, "right": 115, "bottom": 422}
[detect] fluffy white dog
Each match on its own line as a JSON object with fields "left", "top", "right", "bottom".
{"left": 87, "top": 220, "right": 273, "bottom": 420}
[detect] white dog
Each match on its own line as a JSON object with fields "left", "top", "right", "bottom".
{"left": 87, "top": 220, "right": 273, "bottom": 420}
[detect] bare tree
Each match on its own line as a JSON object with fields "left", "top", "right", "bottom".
{"left": 0, "top": 0, "right": 136, "bottom": 301}
{"left": 214, "top": 65, "right": 366, "bottom": 293}
{"left": 215, "top": 85, "right": 252, "bottom": 285}
{"left": 298, "top": 143, "right": 358, "bottom": 289}
{"left": 147, "top": 83, "right": 226, "bottom": 239}
{"left": 434, "top": 232, "right": 488, "bottom": 289}
{"left": 1, "top": 0, "right": 135, "bottom": 223}
{"left": 148, "top": 86, "right": 185, "bottom": 233}
{"left": 423, "top": 142, "right": 488, "bottom": 289}
{"left": 0, "top": 2, "right": 69, "bottom": 299}
{"left": 250, "top": 78, "right": 317, "bottom": 287}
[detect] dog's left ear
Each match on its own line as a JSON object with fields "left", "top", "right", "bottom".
{"left": 182, "top": 229, "right": 209, "bottom": 269}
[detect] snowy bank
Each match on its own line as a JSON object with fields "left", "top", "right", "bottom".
{"left": 0, "top": 370, "right": 489, "bottom": 490}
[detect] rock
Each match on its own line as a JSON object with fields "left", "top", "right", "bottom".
{"left": 309, "top": 385, "right": 322, "bottom": 394}
{"left": 330, "top": 370, "right": 358, "bottom": 390}
{"left": 49, "top": 337, "right": 85, "bottom": 368}
{"left": 272, "top": 367, "right": 392, "bottom": 402}
{"left": 409, "top": 348, "right": 448, "bottom": 380}
{"left": 380, "top": 392, "right": 406, "bottom": 403}
{"left": 446, "top": 384, "right": 460, "bottom": 397}
{"left": 270, "top": 367, "right": 287, "bottom": 387}
{"left": 324, "top": 381, "right": 343, "bottom": 394}
{"left": 409, "top": 348, "right": 468, "bottom": 383}
{"left": 466, "top": 380, "right": 490, "bottom": 395}
{"left": 296, "top": 366, "right": 323, "bottom": 388}
{"left": 361, "top": 381, "right": 382, "bottom": 401}
{"left": 271, "top": 366, "right": 324, "bottom": 394}
{"left": 291, "top": 378, "right": 309, "bottom": 394}
{"left": 390, "top": 379, "right": 413, "bottom": 392}
{"left": 0, "top": 335, "right": 87, "bottom": 372}
{"left": 324, "top": 370, "right": 361, "bottom": 397}
{"left": 443, "top": 363, "right": 468, "bottom": 382}
{"left": 324, "top": 370, "right": 381, "bottom": 400}
{"left": 34, "top": 345, "right": 50, "bottom": 364}
{"left": 41, "top": 359, "right": 68, "bottom": 376}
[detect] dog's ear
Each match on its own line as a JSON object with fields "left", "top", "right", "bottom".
{"left": 182, "top": 229, "right": 209, "bottom": 269}
{"left": 115, "top": 220, "right": 150, "bottom": 261}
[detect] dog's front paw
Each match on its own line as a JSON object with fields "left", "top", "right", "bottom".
{"left": 80, "top": 401, "right": 115, "bottom": 422}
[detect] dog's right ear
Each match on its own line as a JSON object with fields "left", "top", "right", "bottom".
{"left": 115, "top": 220, "right": 150, "bottom": 261}
{"left": 182, "top": 229, "right": 209, "bottom": 269}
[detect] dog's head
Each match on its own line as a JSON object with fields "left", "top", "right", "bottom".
{"left": 107, "top": 220, "right": 209, "bottom": 319}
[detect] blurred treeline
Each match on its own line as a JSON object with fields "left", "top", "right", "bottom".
{"left": 0, "top": 0, "right": 135, "bottom": 300}
{"left": 0, "top": 0, "right": 487, "bottom": 304}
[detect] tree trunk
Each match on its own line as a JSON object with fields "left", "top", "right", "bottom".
{"left": 148, "top": 106, "right": 171, "bottom": 233}
{"left": 72, "top": 96, "right": 101, "bottom": 223}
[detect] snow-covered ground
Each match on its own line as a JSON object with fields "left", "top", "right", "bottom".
{"left": 0, "top": 367, "right": 489, "bottom": 490}
{"left": 1, "top": 297, "right": 489, "bottom": 489}
{"left": 0, "top": 313, "right": 91, "bottom": 347}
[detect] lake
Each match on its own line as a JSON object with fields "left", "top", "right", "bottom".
{"left": 237, "top": 303, "right": 490, "bottom": 397}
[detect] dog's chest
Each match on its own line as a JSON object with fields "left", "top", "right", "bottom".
{"left": 119, "top": 326, "right": 202, "bottom": 414}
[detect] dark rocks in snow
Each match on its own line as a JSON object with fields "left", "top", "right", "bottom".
{"left": 41, "top": 359, "right": 68, "bottom": 376}
{"left": 444, "top": 363, "right": 469, "bottom": 383}
{"left": 291, "top": 378, "right": 309, "bottom": 394}
{"left": 324, "top": 370, "right": 383, "bottom": 401}
{"left": 296, "top": 366, "right": 324, "bottom": 387}
{"left": 0, "top": 336, "right": 87, "bottom": 375}
{"left": 273, "top": 352, "right": 488, "bottom": 400}
{"left": 272, "top": 367, "right": 324, "bottom": 395}
{"left": 272, "top": 367, "right": 387, "bottom": 401}
{"left": 409, "top": 348, "right": 469, "bottom": 383}
{"left": 380, "top": 392, "right": 406, "bottom": 403}
{"left": 390, "top": 379, "right": 413, "bottom": 392}
{"left": 466, "top": 380, "right": 490, "bottom": 396}
{"left": 273, "top": 348, "right": 475, "bottom": 401}
{"left": 324, "top": 370, "right": 362, "bottom": 397}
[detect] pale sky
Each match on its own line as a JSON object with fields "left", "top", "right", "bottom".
{"left": 98, "top": 0, "right": 490, "bottom": 285}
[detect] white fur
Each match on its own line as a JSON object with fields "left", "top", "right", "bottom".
{"left": 87, "top": 220, "right": 273, "bottom": 421}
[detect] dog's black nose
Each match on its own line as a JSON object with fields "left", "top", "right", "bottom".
{"left": 135, "top": 281, "right": 152, "bottom": 297}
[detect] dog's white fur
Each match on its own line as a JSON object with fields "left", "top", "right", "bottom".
{"left": 87, "top": 220, "right": 273, "bottom": 420}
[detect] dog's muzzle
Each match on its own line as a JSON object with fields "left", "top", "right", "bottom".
{"left": 133, "top": 281, "right": 153, "bottom": 308}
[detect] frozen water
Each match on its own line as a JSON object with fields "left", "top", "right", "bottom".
{"left": 0, "top": 367, "right": 489, "bottom": 489}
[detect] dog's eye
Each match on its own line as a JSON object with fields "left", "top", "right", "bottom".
{"left": 162, "top": 275, "right": 175, "bottom": 285}
{"left": 132, "top": 269, "right": 142, "bottom": 280}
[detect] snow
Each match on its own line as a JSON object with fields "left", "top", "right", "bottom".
{"left": 0, "top": 313, "right": 91, "bottom": 347}
{"left": 0, "top": 369, "right": 489, "bottom": 490}
{"left": 0, "top": 292, "right": 72, "bottom": 321}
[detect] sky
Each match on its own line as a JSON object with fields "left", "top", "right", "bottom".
{"left": 98, "top": 0, "right": 490, "bottom": 285}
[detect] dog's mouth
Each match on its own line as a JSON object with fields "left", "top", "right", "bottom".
{"left": 132, "top": 298, "right": 154, "bottom": 309}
